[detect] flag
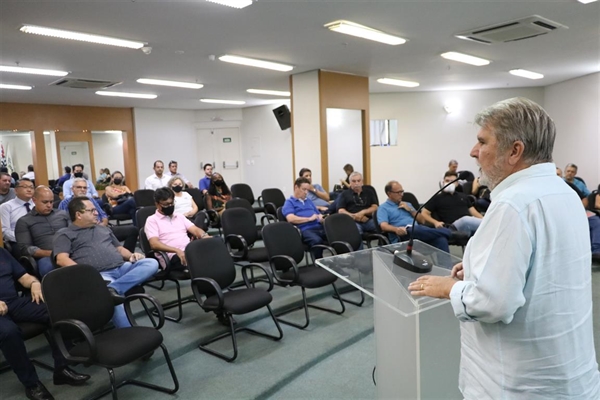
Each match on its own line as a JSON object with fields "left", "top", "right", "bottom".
{"left": 0, "top": 143, "right": 6, "bottom": 170}
{"left": 5, "top": 144, "right": 14, "bottom": 173}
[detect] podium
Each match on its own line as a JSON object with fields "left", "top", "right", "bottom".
{"left": 316, "top": 240, "right": 462, "bottom": 400}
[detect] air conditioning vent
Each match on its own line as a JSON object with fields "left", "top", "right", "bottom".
{"left": 50, "top": 78, "right": 122, "bottom": 89}
{"left": 455, "top": 15, "right": 567, "bottom": 45}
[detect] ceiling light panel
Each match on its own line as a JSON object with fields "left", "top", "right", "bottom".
{"left": 205, "top": 0, "right": 253, "bottom": 8}
{"left": 137, "top": 78, "right": 203, "bottom": 89}
{"left": 509, "top": 69, "right": 544, "bottom": 79}
{"left": 247, "top": 89, "right": 290, "bottom": 96}
{"left": 219, "top": 55, "right": 293, "bottom": 72}
{"left": 324, "top": 20, "right": 406, "bottom": 45}
{"left": 377, "top": 78, "right": 420, "bottom": 87}
{"left": 201, "top": 98, "right": 246, "bottom": 105}
{"left": 0, "top": 84, "right": 33, "bottom": 90}
{"left": 0, "top": 65, "right": 68, "bottom": 77}
{"left": 441, "top": 52, "right": 490, "bottom": 66}
{"left": 20, "top": 25, "right": 146, "bottom": 49}
{"left": 577, "top": 0, "right": 597, "bottom": 4}
{"left": 96, "top": 91, "right": 157, "bottom": 99}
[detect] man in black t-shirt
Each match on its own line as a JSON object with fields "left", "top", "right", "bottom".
{"left": 338, "top": 172, "right": 379, "bottom": 234}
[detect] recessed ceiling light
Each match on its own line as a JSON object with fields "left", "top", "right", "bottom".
{"left": 509, "top": 69, "right": 544, "bottom": 80}
{"left": 441, "top": 52, "right": 490, "bottom": 66}
{"left": 219, "top": 55, "right": 293, "bottom": 72}
{"left": 200, "top": 98, "right": 246, "bottom": 105}
{"left": 137, "top": 78, "right": 203, "bottom": 89}
{"left": 205, "top": 0, "right": 253, "bottom": 8}
{"left": 376, "top": 78, "right": 420, "bottom": 88}
{"left": 20, "top": 25, "right": 146, "bottom": 49}
{"left": 577, "top": 0, "right": 597, "bottom": 4}
{"left": 247, "top": 89, "right": 290, "bottom": 96}
{"left": 324, "top": 20, "right": 406, "bottom": 45}
{"left": 96, "top": 91, "right": 157, "bottom": 99}
{"left": 0, "top": 83, "right": 33, "bottom": 90}
{"left": 0, "top": 65, "right": 68, "bottom": 77}
{"left": 104, "top": 130, "right": 122, "bottom": 134}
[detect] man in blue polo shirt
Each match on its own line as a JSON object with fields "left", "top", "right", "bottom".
{"left": 282, "top": 177, "right": 328, "bottom": 259}
{"left": 198, "top": 163, "right": 213, "bottom": 194}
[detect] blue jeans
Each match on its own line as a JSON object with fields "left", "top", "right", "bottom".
{"left": 37, "top": 257, "right": 54, "bottom": 277}
{"left": 100, "top": 259, "right": 159, "bottom": 328}
{"left": 112, "top": 197, "right": 138, "bottom": 226}
{"left": 301, "top": 227, "right": 329, "bottom": 260}
{"left": 355, "top": 219, "right": 376, "bottom": 235}
{"left": 589, "top": 215, "right": 600, "bottom": 254}
{"left": 452, "top": 216, "right": 482, "bottom": 236}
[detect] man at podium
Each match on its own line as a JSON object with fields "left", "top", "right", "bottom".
{"left": 409, "top": 98, "right": 600, "bottom": 399}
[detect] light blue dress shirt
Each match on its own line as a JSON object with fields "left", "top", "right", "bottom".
{"left": 0, "top": 197, "right": 34, "bottom": 242}
{"left": 62, "top": 178, "right": 99, "bottom": 199}
{"left": 450, "top": 163, "right": 600, "bottom": 399}
{"left": 306, "top": 183, "right": 329, "bottom": 207}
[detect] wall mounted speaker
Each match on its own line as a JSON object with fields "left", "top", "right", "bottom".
{"left": 272, "top": 105, "right": 291, "bottom": 130}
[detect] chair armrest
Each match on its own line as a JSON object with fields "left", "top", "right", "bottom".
{"left": 364, "top": 233, "right": 390, "bottom": 247}
{"left": 269, "top": 255, "right": 299, "bottom": 284}
{"left": 311, "top": 244, "right": 336, "bottom": 258}
{"left": 260, "top": 214, "right": 277, "bottom": 226}
{"left": 241, "top": 263, "right": 274, "bottom": 291}
{"left": 52, "top": 319, "right": 96, "bottom": 363}
{"left": 124, "top": 293, "right": 165, "bottom": 330}
{"left": 206, "top": 209, "right": 221, "bottom": 227}
{"left": 18, "top": 255, "right": 39, "bottom": 277}
{"left": 264, "top": 202, "right": 277, "bottom": 216}
{"left": 224, "top": 234, "right": 248, "bottom": 260}
{"left": 330, "top": 241, "right": 354, "bottom": 255}
{"left": 257, "top": 195, "right": 263, "bottom": 208}
{"left": 191, "top": 277, "right": 224, "bottom": 309}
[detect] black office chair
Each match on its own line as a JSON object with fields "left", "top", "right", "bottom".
{"left": 226, "top": 197, "right": 271, "bottom": 235}
{"left": 185, "top": 188, "right": 205, "bottom": 211}
{"left": 136, "top": 206, "right": 157, "bottom": 229}
{"left": 221, "top": 207, "right": 269, "bottom": 264}
{"left": 102, "top": 193, "right": 131, "bottom": 226}
{"left": 262, "top": 222, "right": 345, "bottom": 329}
{"left": 185, "top": 238, "right": 283, "bottom": 362}
{"left": 261, "top": 188, "right": 286, "bottom": 220}
{"left": 231, "top": 183, "right": 264, "bottom": 213}
{"left": 41, "top": 264, "right": 179, "bottom": 400}
{"left": 133, "top": 189, "right": 155, "bottom": 208}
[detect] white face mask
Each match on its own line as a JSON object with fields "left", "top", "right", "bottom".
{"left": 442, "top": 183, "right": 455, "bottom": 194}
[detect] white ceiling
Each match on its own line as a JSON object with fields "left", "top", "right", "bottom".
{"left": 0, "top": 0, "right": 598, "bottom": 110}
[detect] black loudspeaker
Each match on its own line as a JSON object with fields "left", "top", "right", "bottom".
{"left": 272, "top": 105, "right": 291, "bottom": 130}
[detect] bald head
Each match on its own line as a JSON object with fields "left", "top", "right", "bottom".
{"left": 33, "top": 186, "right": 54, "bottom": 215}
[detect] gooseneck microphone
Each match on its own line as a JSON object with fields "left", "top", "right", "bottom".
{"left": 393, "top": 176, "right": 461, "bottom": 273}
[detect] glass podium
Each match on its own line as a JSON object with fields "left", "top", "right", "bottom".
{"left": 316, "top": 240, "right": 462, "bottom": 400}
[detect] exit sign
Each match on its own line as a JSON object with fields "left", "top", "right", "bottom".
{"left": 223, "top": 137, "right": 231, "bottom": 143}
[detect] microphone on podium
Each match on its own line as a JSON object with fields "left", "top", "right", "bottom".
{"left": 393, "top": 175, "right": 462, "bottom": 273}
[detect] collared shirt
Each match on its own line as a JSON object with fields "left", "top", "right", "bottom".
{"left": 282, "top": 196, "right": 321, "bottom": 232}
{"left": 145, "top": 174, "right": 170, "bottom": 190}
{"left": 338, "top": 186, "right": 378, "bottom": 215}
{"left": 0, "top": 188, "right": 16, "bottom": 205}
{"left": 56, "top": 173, "right": 71, "bottom": 187}
{"left": 565, "top": 177, "right": 590, "bottom": 197}
{"left": 22, "top": 171, "right": 35, "bottom": 180}
{"left": 0, "top": 248, "right": 26, "bottom": 302}
{"left": 145, "top": 211, "right": 193, "bottom": 258}
{"left": 62, "top": 178, "right": 99, "bottom": 199}
{"left": 53, "top": 224, "right": 124, "bottom": 271}
{"left": 306, "top": 183, "right": 329, "bottom": 207}
{"left": 449, "top": 163, "right": 600, "bottom": 399}
{"left": 377, "top": 199, "right": 417, "bottom": 243}
{"left": 58, "top": 196, "right": 107, "bottom": 223}
{"left": 15, "top": 208, "right": 70, "bottom": 257}
{"left": 0, "top": 197, "right": 34, "bottom": 242}
{"left": 174, "top": 192, "right": 194, "bottom": 215}
{"left": 199, "top": 176, "right": 211, "bottom": 192}
{"left": 164, "top": 171, "right": 191, "bottom": 185}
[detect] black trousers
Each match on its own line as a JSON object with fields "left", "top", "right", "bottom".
{"left": 111, "top": 225, "right": 138, "bottom": 253}
{"left": 0, "top": 297, "right": 66, "bottom": 388}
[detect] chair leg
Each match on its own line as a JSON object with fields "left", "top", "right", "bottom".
{"left": 275, "top": 285, "right": 345, "bottom": 330}
{"left": 151, "top": 280, "right": 196, "bottom": 322}
{"left": 332, "top": 272, "right": 366, "bottom": 307}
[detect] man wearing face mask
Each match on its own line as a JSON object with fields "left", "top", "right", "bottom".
{"left": 421, "top": 171, "right": 483, "bottom": 236}
{"left": 62, "top": 164, "right": 100, "bottom": 201}
{"left": 145, "top": 187, "right": 211, "bottom": 271}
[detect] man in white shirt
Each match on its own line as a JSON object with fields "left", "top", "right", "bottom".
{"left": 22, "top": 165, "right": 35, "bottom": 180}
{"left": 164, "top": 160, "right": 194, "bottom": 188}
{"left": 0, "top": 178, "right": 35, "bottom": 253}
{"left": 409, "top": 98, "right": 600, "bottom": 399}
{"left": 144, "top": 160, "right": 170, "bottom": 190}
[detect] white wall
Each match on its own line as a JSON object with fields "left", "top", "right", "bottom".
{"left": 369, "top": 87, "right": 545, "bottom": 202}
{"left": 291, "top": 71, "right": 321, "bottom": 181}
{"left": 0, "top": 133, "right": 33, "bottom": 175}
{"left": 544, "top": 72, "right": 600, "bottom": 190}
{"left": 92, "top": 133, "right": 125, "bottom": 178}
{"left": 326, "top": 108, "right": 363, "bottom": 189}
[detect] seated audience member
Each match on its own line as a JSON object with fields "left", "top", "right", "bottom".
{"left": 59, "top": 178, "right": 138, "bottom": 252}
{"left": 55, "top": 166, "right": 71, "bottom": 189}
{"left": 448, "top": 159, "right": 459, "bottom": 175}
{"left": 169, "top": 177, "right": 198, "bottom": 218}
{"left": 339, "top": 163, "right": 354, "bottom": 190}
{"left": 563, "top": 176, "right": 599, "bottom": 259}
{"left": 556, "top": 167, "right": 563, "bottom": 177}
{"left": 337, "top": 172, "right": 378, "bottom": 234}
{"left": 96, "top": 168, "right": 111, "bottom": 184}
{"left": 282, "top": 177, "right": 328, "bottom": 259}
{"left": 1, "top": 178, "right": 35, "bottom": 253}
{"left": 0, "top": 248, "right": 91, "bottom": 400}
{"left": 165, "top": 160, "right": 194, "bottom": 189}
{"left": 22, "top": 165, "right": 35, "bottom": 180}
{"left": 205, "top": 172, "right": 231, "bottom": 214}
{"left": 198, "top": 163, "right": 213, "bottom": 194}
{"left": 421, "top": 171, "right": 483, "bottom": 236}
{"left": 378, "top": 181, "right": 462, "bottom": 252}
{"left": 0, "top": 172, "right": 16, "bottom": 205}
{"left": 564, "top": 163, "right": 590, "bottom": 196}
{"left": 144, "top": 160, "right": 170, "bottom": 190}
{"left": 145, "top": 188, "right": 210, "bottom": 270}
{"left": 104, "top": 171, "right": 137, "bottom": 224}
{"left": 299, "top": 168, "right": 330, "bottom": 211}
{"left": 470, "top": 176, "right": 491, "bottom": 212}
{"left": 54, "top": 197, "right": 158, "bottom": 328}
{"left": 15, "top": 187, "right": 69, "bottom": 277}
{"left": 62, "top": 164, "right": 100, "bottom": 202}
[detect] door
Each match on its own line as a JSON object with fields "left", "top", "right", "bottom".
{"left": 196, "top": 128, "right": 242, "bottom": 185}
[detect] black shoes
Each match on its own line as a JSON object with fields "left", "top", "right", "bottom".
{"left": 25, "top": 382, "right": 54, "bottom": 400}
{"left": 53, "top": 366, "right": 91, "bottom": 386}
{"left": 449, "top": 231, "right": 470, "bottom": 246}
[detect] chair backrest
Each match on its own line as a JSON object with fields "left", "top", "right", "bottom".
{"left": 185, "top": 238, "right": 236, "bottom": 296}
{"left": 261, "top": 188, "right": 286, "bottom": 215}
{"left": 276, "top": 206, "right": 286, "bottom": 222}
{"left": 262, "top": 222, "right": 305, "bottom": 270}
{"left": 457, "top": 170, "right": 475, "bottom": 182}
{"left": 136, "top": 206, "right": 157, "bottom": 228}
{"left": 42, "top": 265, "right": 115, "bottom": 334}
{"left": 193, "top": 211, "right": 209, "bottom": 231}
{"left": 139, "top": 228, "right": 152, "bottom": 255}
{"left": 574, "top": 176, "right": 586, "bottom": 186}
{"left": 134, "top": 189, "right": 155, "bottom": 208}
{"left": 185, "top": 188, "right": 205, "bottom": 211}
{"left": 225, "top": 197, "right": 256, "bottom": 222}
{"left": 372, "top": 209, "right": 385, "bottom": 236}
{"left": 230, "top": 183, "right": 255, "bottom": 204}
{"left": 402, "top": 192, "right": 420, "bottom": 210}
{"left": 461, "top": 181, "right": 473, "bottom": 197}
{"left": 323, "top": 213, "right": 362, "bottom": 253}
{"left": 221, "top": 207, "right": 259, "bottom": 246}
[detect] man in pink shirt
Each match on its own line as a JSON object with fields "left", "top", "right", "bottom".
{"left": 145, "top": 187, "right": 211, "bottom": 270}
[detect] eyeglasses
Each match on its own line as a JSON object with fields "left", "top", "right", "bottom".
{"left": 390, "top": 190, "right": 405, "bottom": 195}
{"left": 74, "top": 186, "right": 88, "bottom": 189}
{"left": 82, "top": 208, "right": 98, "bottom": 214}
